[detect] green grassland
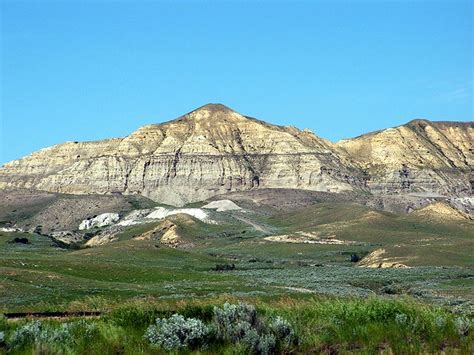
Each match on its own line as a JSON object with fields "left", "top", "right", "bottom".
{"left": 1, "top": 200, "right": 473, "bottom": 312}
{"left": 0, "top": 297, "right": 472, "bottom": 354}
{"left": 0, "top": 195, "right": 473, "bottom": 353}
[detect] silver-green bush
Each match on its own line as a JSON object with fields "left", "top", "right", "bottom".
{"left": 144, "top": 314, "right": 209, "bottom": 350}
{"left": 9, "top": 320, "right": 43, "bottom": 348}
{"left": 213, "top": 302, "right": 260, "bottom": 342}
{"left": 212, "top": 302, "right": 295, "bottom": 354}
{"left": 9, "top": 319, "right": 100, "bottom": 349}
{"left": 454, "top": 317, "right": 472, "bottom": 336}
{"left": 270, "top": 316, "right": 295, "bottom": 346}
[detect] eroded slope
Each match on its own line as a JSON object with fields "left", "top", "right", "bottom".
{"left": 336, "top": 120, "right": 473, "bottom": 195}
{"left": 0, "top": 104, "right": 365, "bottom": 206}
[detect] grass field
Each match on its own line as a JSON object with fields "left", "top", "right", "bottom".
{"left": 0, "top": 297, "right": 472, "bottom": 354}
{"left": 0, "top": 194, "right": 473, "bottom": 353}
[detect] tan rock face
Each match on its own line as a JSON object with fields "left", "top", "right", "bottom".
{"left": 358, "top": 248, "right": 409, "bottom": 269}
{"left": 336, "top": 120, "right": 473, "bottom": 196}
{"left": 0, "top": 104, "right": 366, "bottom": 206}
{"left": 0, "top": 106, "right": 470, "bottom": 205}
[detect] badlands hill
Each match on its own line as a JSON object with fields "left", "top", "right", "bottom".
{"left": 0, "top": 104, "right": 472, "bottom": 206}
{"left": 336, "top": 119, "right": 473, "bottom": 195}
{"left": 0, "top": 104, "right": 365, "bottom": 206}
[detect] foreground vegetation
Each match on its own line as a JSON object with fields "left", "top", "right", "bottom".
{"left": 1, "top": 297, "right": 472, "bottom": 354}
{"left": 1, "top": 194, "right": 473, "bottom": 353}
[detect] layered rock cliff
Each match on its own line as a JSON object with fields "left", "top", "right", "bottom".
{"left": 0, "top": 104, "right": 366, "bottom": 206}
{"left": 336, "top": 120, "right": 473, "bottom": 196}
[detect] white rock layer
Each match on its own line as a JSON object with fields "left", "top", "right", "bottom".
{"left": 79, "top": 213, "right": 120, "bottom": 230}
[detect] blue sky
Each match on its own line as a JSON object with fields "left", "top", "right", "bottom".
{"left": 1, "top": 0, "right": 472, "bottom": 164}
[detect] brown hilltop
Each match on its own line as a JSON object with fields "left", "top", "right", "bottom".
{"left": 0, "top": 104, "right": 365, "bottom": 206}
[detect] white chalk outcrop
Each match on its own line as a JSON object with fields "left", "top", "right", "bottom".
{"left": 202, "top": 200, "right": 242, "bottom": 212}
{"left": 0, "top": 227, "right": 23, "bottom": 233}
{"left": 117, "top": 206, "right": 215, "bottom": 227}
{"left": 145, "top": 207, "right": 212, "bottom": 222}
{"left": 79, "top": 213, "right": 120, "bottom": 230}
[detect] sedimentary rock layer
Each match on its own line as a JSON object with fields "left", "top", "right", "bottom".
{"left": 0, "top": 104, "right": 365, "bottom": 205}
{"left": 336, "top": 120, "right": 473, "bottom": 196}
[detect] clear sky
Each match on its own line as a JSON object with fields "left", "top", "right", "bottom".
{"left": 1, "top": 0, "right": 472, "bottom": 164}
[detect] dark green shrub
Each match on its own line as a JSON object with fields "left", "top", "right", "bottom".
{"left": 212, "top": 263, "right": 236, "bottom": 271}
{"left": 350, "top": 253, "right": 360, "bottom": 262}
{"left": 180, "top": 304, "right": 215, "bottom": 322}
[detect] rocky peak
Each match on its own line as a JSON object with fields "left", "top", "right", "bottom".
{"left": 192, "top": 103, "right": 235, "bottom": 114}
{"left": 0, "top": 103, "right": 367, "bottom": 205}
{"left": 406, "top": 118, "right": 430, "bottom": 127}
{"left": 0, "top": 104, "right": 469, "bottom": 205}
{"left": 178, "top": 103, "right": 244, "bottom": 123}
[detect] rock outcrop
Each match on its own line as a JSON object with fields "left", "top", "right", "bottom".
{"left": 336, "top": 120, "right": 473, "bottom": 196}
{"left": 0, "top": 106, "right": 470, "bottom": 206}
{"left": 0, "top": 104, "right": 365, "bottom": 206}
{"left": 358, "top": 248, "right": 409, "bottom": 268}
{"left": 202, "top": 199, "right": 242, "bottom": 212}
{"left": 79, "top": 213, "right": 120, "bottom": 230}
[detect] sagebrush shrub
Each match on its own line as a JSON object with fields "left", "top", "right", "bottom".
{"left": 435, "top": 315, "right": 446, "bottom": 328}
{"left": 454, "top": 317, "right": 471, "bottom": 336}
{"left": 257, "top": 333, "right": 277, "bottom": 355}
{"left": 212, "top": 303, "right": 295, "bottom": 354}
{"left": 144, "top": 314, "right": 209, "bottom": 350}
{"left": 62, "top": 319, "right": 100, "bottom": 343}
{"left": 142, "top": 303, "right": 296, "bottom": 353}
{"left": 9, "top": 320, "right": 43, "bottom": 348}
{"left": 395, "top": 313, "right": 408, "bottom": 326}
{"left": 213, "top": 302, "right": 259, "bottom": 342}
{"left": 270, "top": 316, "right": 295, "bottom": 346}
{"left": 9, "top": 319, "right": 100, "bottom": 349}
{"left": 50, "top": 324, "right": 73, "bottom": 344}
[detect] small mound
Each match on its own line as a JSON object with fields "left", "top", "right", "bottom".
{"left": 85, "top": 233, "right": 117, "bottom": 247}
{"left": 164, "top": 213, "right": 200, "bottom": 227}
{"left": 160, "top": 225, "right": 186, "bottom": 248}
{"left": 202, "top": 200, "right": 242, "bottom": 212}
{"left": 135, "top": 220, "right": 175, "bottom": 241}
{"left": 135, "top": 216, "right": 195, "bottom": 248}
{"left": 360, "top": 210, "right": 386, "bottom": 221}
{"left": 412, "top": 202, "right": 471, "bottom": 221}
{"left": 358, "top": 249, "right": 409, "bottom": 269}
